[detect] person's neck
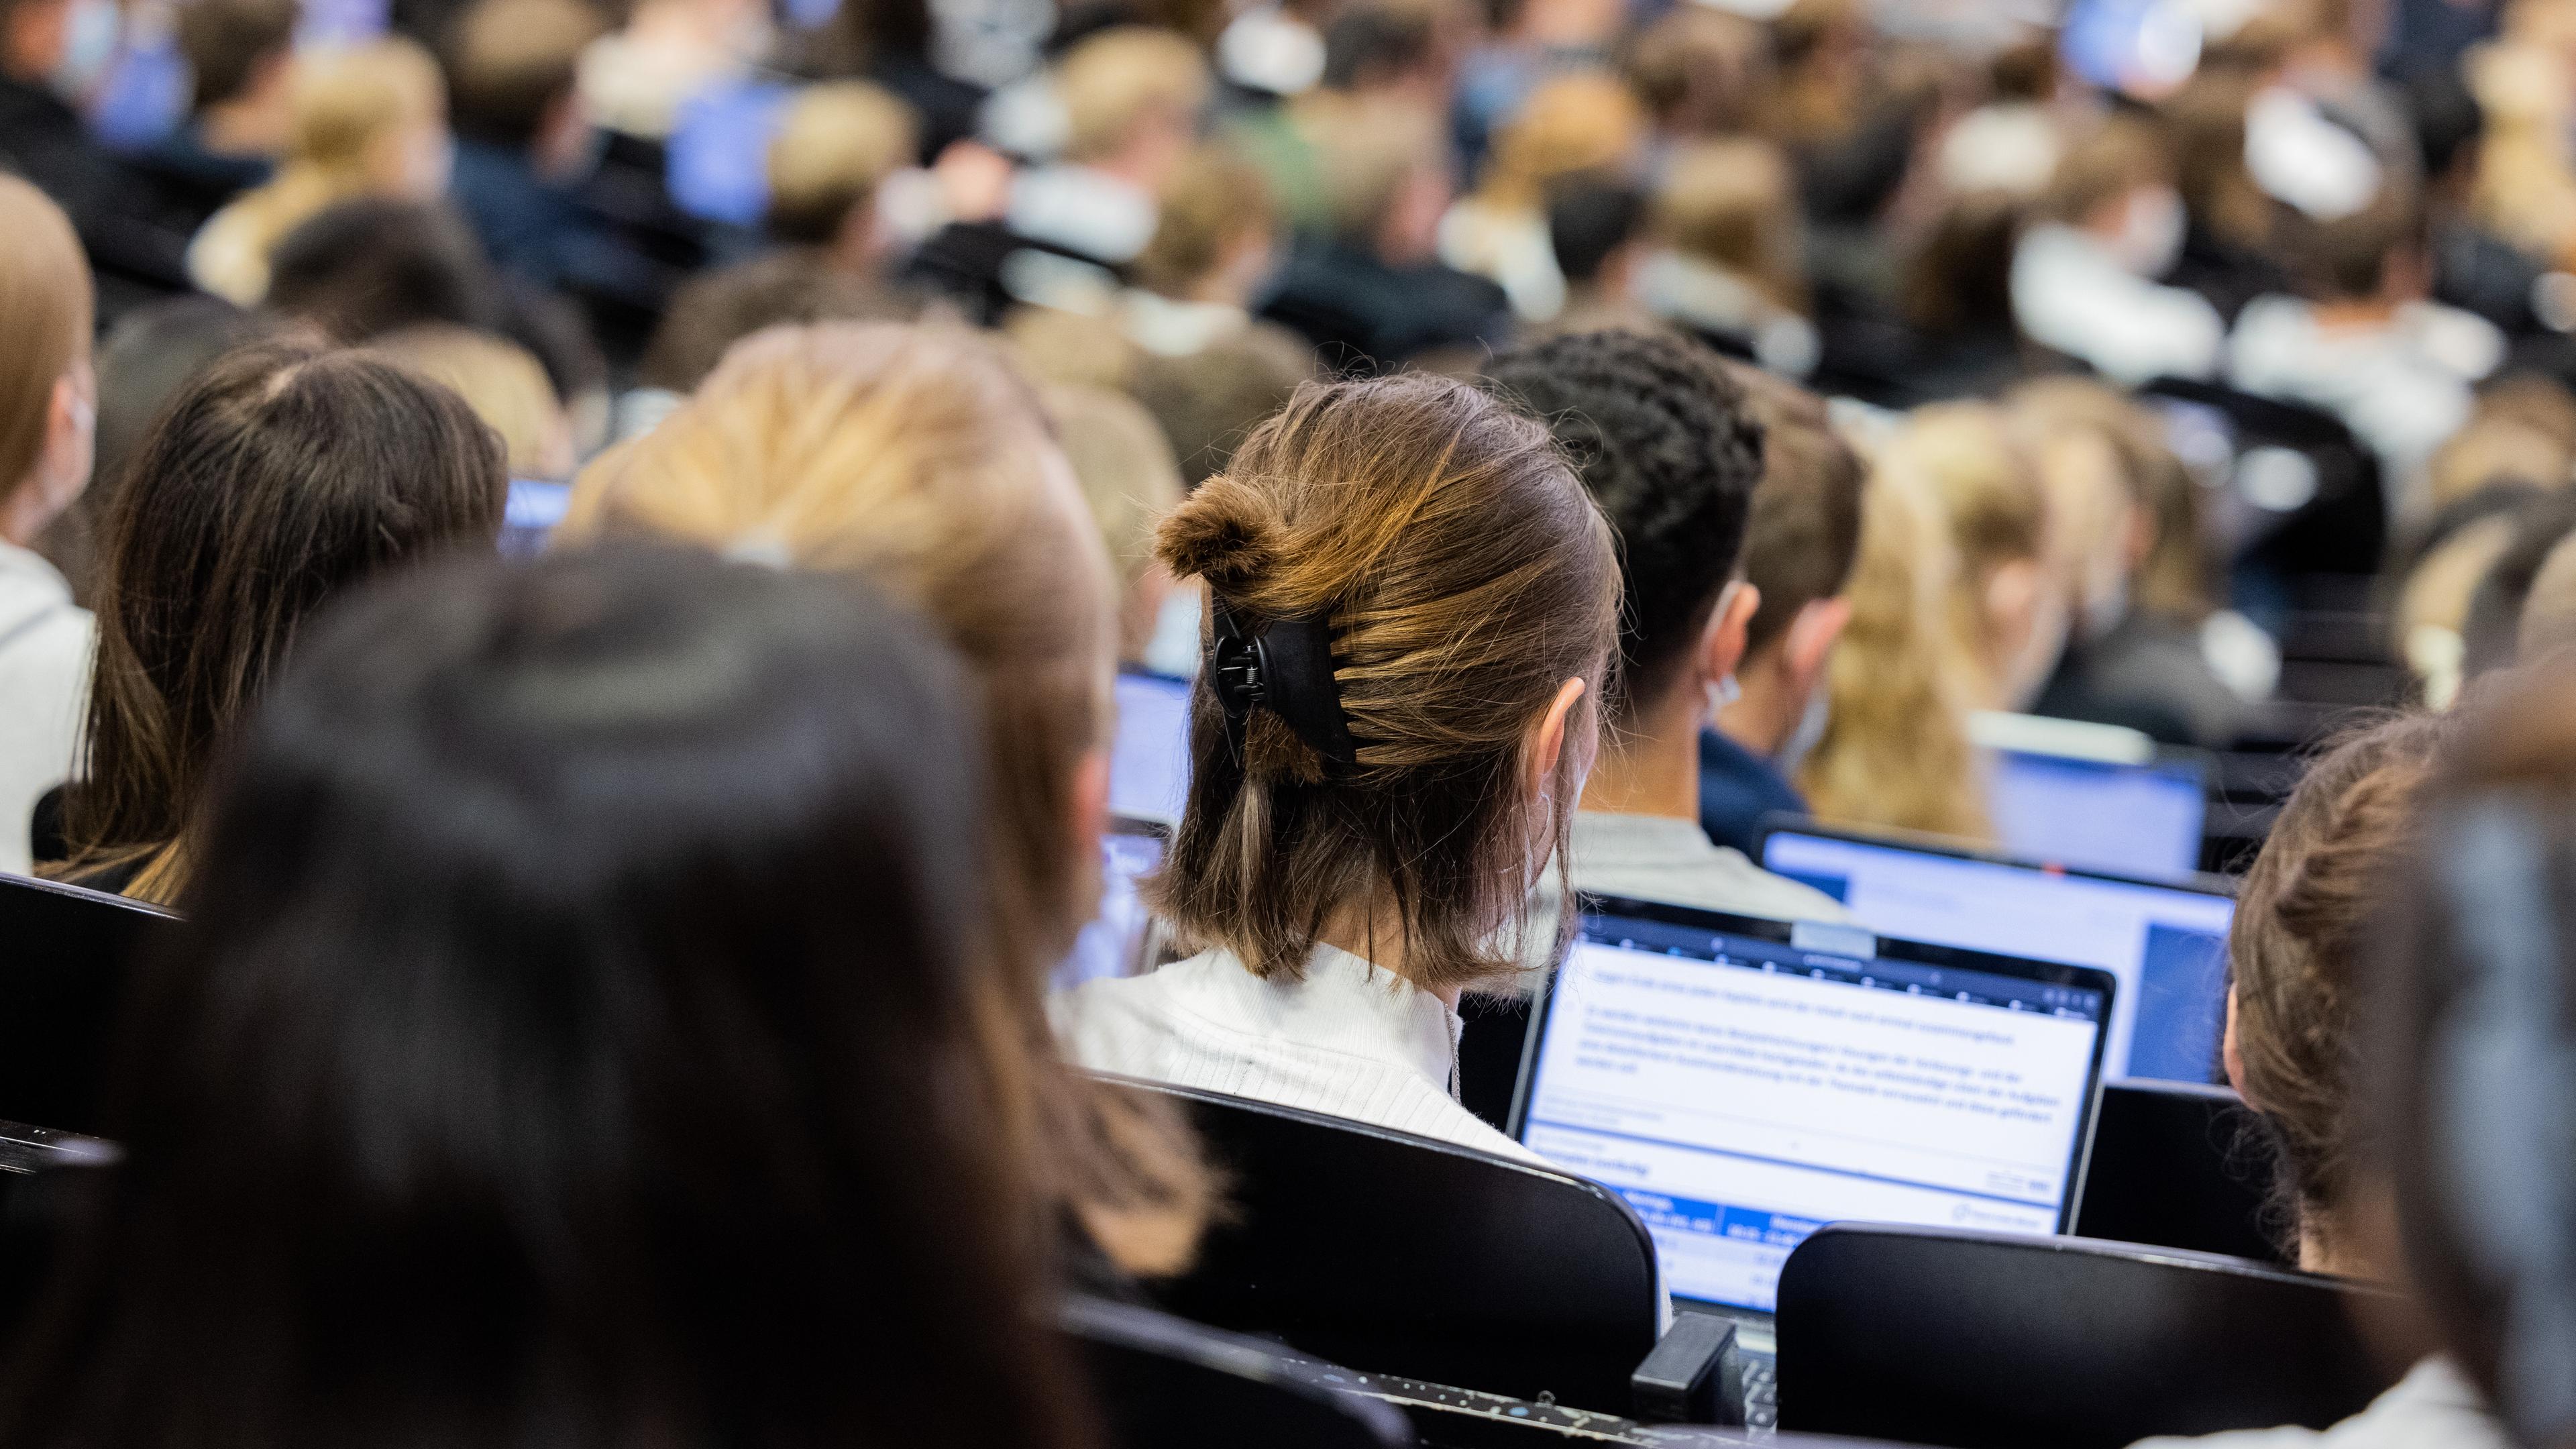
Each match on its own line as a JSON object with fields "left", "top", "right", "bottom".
{"left": 0, "top": 479, "right": 49, "bottom": 549}
{"left": 2310, "top": 296, "right": 2402, "bottom": 333}
{"left": 1316, "top": 901, "right": 1458, "bottom": 1010}
{"left": 1579, "top": 689, "right": 1701, "bottom": 824}
{"left": 1718, "top": 659, "right": 1796, "bottom": 759}
{"left": 199, "top": 94, "right": 289, "bottom": 156}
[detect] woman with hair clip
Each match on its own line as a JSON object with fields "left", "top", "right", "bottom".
{"left": 46, "top": 340, "right": 505, "bottom": 902}
{"left": 1053, "top": 372, "right": 1621, "bottom": 1162}
{"left": 563, "top": 320, "right": 1212, "bottom": 1278}
{"left": 0, "top": 549, "right": 1100, "bottom": 1449}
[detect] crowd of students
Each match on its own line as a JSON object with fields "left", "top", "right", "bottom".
{"left": 7, "top": 0, "right": 2576, "bottom": 1438}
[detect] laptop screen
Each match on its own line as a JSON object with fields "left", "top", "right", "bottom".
{"left": 1987, "top": 749, "right": 2208, "bottom": 881}
{"left": 1761, "top": 826, "right": 2234, "bottom": 1083}
{"left": 1515, "top": 899, "right": 2112, "bottom": 1313}
{"left": 499, "top": 480, "right": 572, "bottom": 559}
{"left": 1052, "top": 822, "right": 1168, "bottom": 991}
{"left": 1110, "top": 672, "right": 1193, "bottom": 825}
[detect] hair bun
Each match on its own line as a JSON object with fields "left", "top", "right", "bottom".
{"left": 1156, "top": 475, "right": 1283, "bottom": 591}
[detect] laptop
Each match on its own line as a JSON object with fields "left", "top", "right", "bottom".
{"left": 1051, "top": 817, "right": 1170, "bottom": 991}
{"left": 499, "top": 479, "right": 573, "bottom": 559}
{"left": 1110, "top": 669, "right": 1193, "bottom": 825}
{"left": 1509, "top": 898, "right": 2114, "bottom": 1424}
{"left": 1760, "top": 821, "right": 2236, "bottom": 1084}
{"left": 1970, "top": 712, "right": 2210, "bottom": 881}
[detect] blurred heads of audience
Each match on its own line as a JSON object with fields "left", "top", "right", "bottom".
{"left": 764, "top": 80, "right": 920, "bottom": 273}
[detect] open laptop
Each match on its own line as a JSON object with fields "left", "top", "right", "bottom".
{"left": 1760, "top": 821, "right": 2235, "bottom": 1084}
{"left": 1051, "top": 816, "right": 1171, "bottom": 991}
{"left": 1509, "top": 898, "right": 2114, "bottom": 1423}
{"left": 1970, "top": 712, "right": 2211, "bottom": 881}
{"left": 1110, "top": 669, "right": 1193, "bottom": 826}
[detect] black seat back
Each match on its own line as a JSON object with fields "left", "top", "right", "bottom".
{"left": 0, "top": 873, "right": 179, "bottom": 1135}
{"left": 1065, "top": 1295, "right": 1415, "bottom": 1448}
{"left": 2076, "top": 1080, "right": 2282, "bottom": 1264}
{"left": 1775, "top": 1224, "right": 2398, "bottom": 1449}
{"left": 1110, "top": 1077, "right": 1662, "bottom": 1414}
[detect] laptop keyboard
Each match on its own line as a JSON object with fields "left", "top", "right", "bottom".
{"left": 1740, "top": 1350, "right": 1778, "bottom": 1430}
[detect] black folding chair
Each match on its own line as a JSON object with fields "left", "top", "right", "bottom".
{"left": 1109, "top": 1077, "right": 1735, "bottom": 1421}
{"left": 1067, "top": 1293, "right": 1416, "bottom": 1448}
{"left": 1774, "top": 1224, "right": 2401, "bottom": 1449}
{"left": 0, "top": 873, "right": 179, "bottom": 1135}
{"left": 2076, "top": 1080, "right": 2282, "bottom": 1265}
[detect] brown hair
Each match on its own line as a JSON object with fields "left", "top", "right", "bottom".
{"left": 176, "top": 0, "right": 297, "bottom": 112}
{"left": 765, "top": 81, "right": 920, "bottom": 246}
{"left": 637, "top": 253, "right": 912, "bottom": 392}
{"left": 1048, "top": 382, "right": 1185, "bottom": 661}
{"left": 1127, "top": 323, "right": 1314, "bottom": 486}
{"left": 446, "top": 0, "right": 607, "bottom": 148}
{"left": 1471, "top": 71, "right": 1645, "bottom": 210}
{"left": 1724, "top": 361, "right": 1864, "bottom": 659}
{"left": 2009, "top": 375, "right": 2214, "bottom": 622}
{"left": 1149, "top": 373, "right": 1619, "bottom": 996}
{"left": 2037, "top": 115, "right": 2172, "bottom": 227}
{"left": 1651, "top": 138, "right": 1806, "bottom": 309}
{"left": 2233, "top": 713, "right": 2448, "bottom": 1262}
{"left": 562, "top": 322, "right": 1212, "bottom": 1273}
{"left": 58, "top": 341, "right": 507, "bottom": 904}
{"left": 364, "top": 324, "right": 572, "bottom": 479}
{"left": 1132, "top": 144, "right": 1276, "bottom": 299}
{"left": 0, "top": 176, "right": 91, "bottom": 500}
{"left": 1623, "top": 5, "right": 1772, "bottom": 137}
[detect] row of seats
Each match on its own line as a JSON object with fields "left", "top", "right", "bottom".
{"left": 0, "top": 868, "right": 2377, "bottom": 1449}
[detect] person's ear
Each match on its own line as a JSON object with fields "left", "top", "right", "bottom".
{"left": 1070, "top": 745, "right": 1110, "bottom": 862}
{"left": 1782, "top": 596, "right": 1852, "bottom": 693}
{"left": 1986, "top": 557, "right": 2042, "bottom": 645}
{"left": 1698, "top": 580, "right": 1760, "bottom": 697}
{"left": 1525, "top": 676, "right": 1589, "bottom": 798}
{"left": 2222, "top": 986, "right": 2254, "bottom": 1106}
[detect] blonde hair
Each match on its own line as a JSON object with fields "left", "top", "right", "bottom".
{"left": 765, "top": 82, "right": 920, "bottom": 246}
{"left": 1057, "top": 26, "right": 1210, "bottom": 165}
{"left": 188, "top": 39, "right": 447, "bottom": 303}
{"left": 1799, "top": 463, "right": 1990, "bottom": 840}
{"left": 0, "top": 176, "right": 91, "bottom": 496}
{"left": 1893, "top": 402, "right": 2049, "bottom": 704}
{"left": 1651, "top": 138, "right": 1805, "bottom": 308}
{"left": 561, "top": 322, "right": 1210, "bottom": 1272}
{"left": 366, "top": 325, "right": 573, "bottom": 480}
{"left": 1297, "top": 93, "right": 1444, "bottom": 245}
{"left": 1150, "top": 374, "right": 1619, "bottom": 996}
{"left": 2010, "top": 376, "right": 2213, "bottom": 622}
{"left": 1048, "top": 382, "right": 1181, "bottom": 593}
{"left": 1472, "top": 71, "right": 1645, "bottom": 210}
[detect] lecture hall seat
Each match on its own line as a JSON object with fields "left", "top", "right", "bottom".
{"left": 1773, "top": 1223, "right": 2409, "bottom": 1449}
{"left": 0, "top": 872, "right": 179, "bottom": 1135}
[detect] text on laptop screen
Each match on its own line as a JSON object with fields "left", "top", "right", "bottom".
{"left": 1988, "top": 749, "right": 2207, "bottom": 881}
{"left": 1762, "top": 828, "right": 2233, "bottom": 1083}
{"left": 1519, "top": 909, "right": 2107, "bottom": 1313}
{"left": 1110, "top": 673, "right": 1193, "bottom": 824}
{"left": 1052, "top": 828, "right": 1167, "bottom": 991}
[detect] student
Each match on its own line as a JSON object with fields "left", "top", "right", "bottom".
{"left": 1483, "top": 331, "right": 1844, "bottom": 922}
{"left": 367, "top": 324, "right": 578, "bottom": 479}
{"left": 1797, "top": 455, "right": 1990, "bottom": 841}
{"left": 2010, "top": 117, "right": 2225, "bottom": 387}
{"left": 1126, "top": 325, "right": 1314, "bottom": 487}
{"left": 1701, "top": 364, "right": 1864, "bottom": 857}
{"left": 563, "top": 321, "right": 1212, "bottom": 1273}
{"left": 445, "top": 0, "right": 633, "bottom": 302}
{"left": 0, "top": 548, "right": 1099, "bottom": 1449}
{"left": 1437, "top": 72, "right": 1644, "bottom": 323}
{"left": 1046, "top": 382, "right": 1186, "bottom": 669}
{"left": 46, "top": 342, "right": 506, "bottom": 900}
{"left": 2364, "top": 659, "right": 2576, "bottom": 1449}
{"left": 0, "top": 178, "right": 97, "bottom": 879}
{"left": 1122, "top": 144, "right": 1284, "bottom": 359}
{"left": 1532, "top": 168, "right": 1662, "bottom": 340}
{"left": 763, "top": 80, "right": 920, "bottom": 278}
{"left": 0, "top": 0, "right": 186, "bottom": 294}
{"left": 2227, "top": 180, "right": 2506, "bottom": 493}
{"left": 188, "top": 38, "right": 454, "bottom": 304}
{"left": 136, "top": 0, "right": 298, "bottom": 233}
{"left": 1634, "top": 138, "right": 1819, "bottom": 377}
{"left": 1054, "top": 372, "right": 1619, "bottom": 1161}
{"left": 2220, "top": 714, "right": 2449, "bottom": 1273}
{"left": 1897, "top": 401, "right": 2065, "bottom": 714}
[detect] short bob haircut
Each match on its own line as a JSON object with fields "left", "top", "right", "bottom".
{"left": 0, "top": 547, "right": 1098, "bottom": 1449}
{"left": 1152, "top": 372, "right": 1619, "bottom": 996}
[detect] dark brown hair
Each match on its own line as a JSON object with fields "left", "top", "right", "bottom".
{"left": 57, "top": 341, "right": 506, "bottom": 902}
{"left": 2231, "top": 712, "right": 2449, "bottom": 1259}
{"left": 176, "top": 0, "right": 297, "bottom": 111}
{"left": 445, "top": 0, "right": 606, "bottom": 149}
{"left": 1723, "top": 362, "right": 1864, "bottom": 659}
{"left": 1150, "top": 372, "right": 1619, "bottom": 995}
